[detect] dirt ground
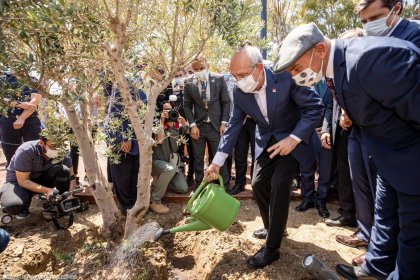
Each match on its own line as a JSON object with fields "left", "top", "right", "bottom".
{"left": 0, "top": 197, "right": 364, "bottom": 280}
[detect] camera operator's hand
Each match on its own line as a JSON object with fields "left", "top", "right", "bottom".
{"left": 160, "top": 110, "right": 169, "bottom": 121}
{"left": 45, "top": 188, "right": 56, "bottom": 200}
{"left": 178, "top": 116, "right": 187, "bottom": 127}
{"left": 191, "top": 126, "right": 200, "bottom": 140}
{"left": 204, "top": 163, "right": 220, "bottom": 182}
{"left": 120, "top": 140, "right": 132, "bottom": 153}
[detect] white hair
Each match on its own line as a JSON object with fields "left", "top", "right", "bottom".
{"left": 241, "top": 46, "right": 264, "bottom": 66}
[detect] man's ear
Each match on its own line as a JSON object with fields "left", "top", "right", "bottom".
{"left": 394, "top": 1, "right": 402, "bottom": 15}
{"left": 256, "top": 63, "right": 264, "bottom": 70}
{"left": 314, "top": 42, "right": 327, "bottom": 59}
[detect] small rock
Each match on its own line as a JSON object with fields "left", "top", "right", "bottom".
{"left": 15, "top": 244, "right": 24, "bottom": 257}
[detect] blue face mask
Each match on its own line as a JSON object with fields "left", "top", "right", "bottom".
{"left": 363, "top": 6, "right": 397, "bottom": 36}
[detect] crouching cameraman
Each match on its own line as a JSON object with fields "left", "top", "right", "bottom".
{"left": 0, "top": 134, "right": 76, "bottom": 219}
{"left": 150, "top": 102, "right": 189, "bottom": 214}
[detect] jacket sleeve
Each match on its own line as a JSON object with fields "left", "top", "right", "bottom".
{"left": 357, "top": 46, "right": 420, "bottom": 130}
{"left": 217, "top": 92, "right": 247, "bottom": 155}
{"left": 183, "top": 82, "right": 195, "bottom": 125}
{"left": 290, "top": 85, "right": 325, "bottom": 143}
{"left": 219, "top": 76, "right": 231, "bottom": 123}
{"left": 321, "top": 92, "right": 333, "bottom": 134}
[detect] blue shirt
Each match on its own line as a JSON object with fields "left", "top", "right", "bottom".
{"left": 0, "top": 73, "right": 40, "bottom": 117}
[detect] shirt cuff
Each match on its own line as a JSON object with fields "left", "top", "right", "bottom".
{"left": 221, "top": 121, "right": 228, "bottom": 125}
{"left": 289, "top": 134, "right": 302, "bottom": 143}
{"left": 212, "top": 152, "right": 229, "bottom": 167}
{"left": 189, "top": 122, "right": 197, "bottom": 128}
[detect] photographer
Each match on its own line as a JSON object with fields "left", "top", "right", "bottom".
{"left": 150, "top": 102, "right": 189, "bottom": 214}
{"left": 0, "top": 133, "right": 76, "bottom": 219}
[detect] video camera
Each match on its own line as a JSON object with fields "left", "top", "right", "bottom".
{"left": 40, "top": 187, "right": 89, "bottom": 230}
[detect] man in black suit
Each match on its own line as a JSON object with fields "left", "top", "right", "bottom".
{"left": 183, "top": 56, "right": 231, "bottom": 189}
{"left": 275, "top": 22, "right": 420, "bottom": 280}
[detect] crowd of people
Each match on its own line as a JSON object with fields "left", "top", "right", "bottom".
{"left": 0, "top": 0, "right": 419, "bottom": 279}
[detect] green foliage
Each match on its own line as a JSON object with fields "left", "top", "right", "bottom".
{"left": 402, "top": 0, "right": 419, "bottom": 19}
{"left": 51, "top": 248, "right": 74, "bottom": 265}
{"left": 298, "top": 0, "right": 360, "bottom": 38}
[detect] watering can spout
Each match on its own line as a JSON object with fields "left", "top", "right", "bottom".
{"left": 154, "top": 220, "right": 211, "bottom": 241}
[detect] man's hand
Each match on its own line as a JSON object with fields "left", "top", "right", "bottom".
{"left": 120, "top": 140, "right": 132, "bottom": 153}
{"left": 160, "top": 110, "right": 169, "bottom": 121}
{"left": 45, "top": 188, "right": 56, "bottom": 199}
{"left": 320, "top": 133, "right": 331, "bottom": 149}
{"left": 204, "top": 163, "right": 220, "bottom": 182}
{"left": 267, "top": 136, "right": 299, "bottom": 159}
{"left": 219, "top": 123, "right": 227, "bottom": 136}
{"left": 13, "top": 118, "right": 25, "bottom": 129}
{"left": 191, "top": 126, "right": 200, "bottom": 140}
{"left": 339, "top": 111, "right": 352, "bottom": 130}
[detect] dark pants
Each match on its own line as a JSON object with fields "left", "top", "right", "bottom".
{"left": 109, "top": 153, "right": 139, "bottom": 213}
{"left": 0, "top": 116, "right": 41, "bottom": 166}
{"left": 0, "top": 164, "right": 71, "bottom": 215}
{"left": 317, "top": 147, "right": 333, "bottom": 200}
{"left": 234, "top": 118, "right": 256, "bottom": 187}
{"left": 333, "top": 126, "right": 355, "bottom": 220}
{"left": 69, "top": 145, "right": 79, "bottom": 177}
{"left": 348, "top": 127, "right": 377, "bottom": 242}
{"left": 252, "top": 138, "right": 299, "bottom": 249}
{"left": 363, "top": 175, "right": 420, "bottom": 280}
{"left": 192, "top": 123, "right": 228, "bottom": 187}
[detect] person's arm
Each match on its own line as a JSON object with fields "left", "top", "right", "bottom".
{"left": 69, "top": 167, "right": 76, "bottom": 191}
{"left": 13, "top": 92, "right": 42, "bottom": 129}
{"left": 155, "top": 111, "right": 168, "bottom": 144}
{"left": 15, "top": 171, "right": 55, "bottom": 198}
{"left": 358, "top": 46, "right": 420, "bottom": 129}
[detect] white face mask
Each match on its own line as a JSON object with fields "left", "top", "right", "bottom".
{"left": 237, "top": 66, "right": 261, "bottom": 93}
{"left": 45, "top": 148, "right": 59, "bottom": 159}
{"left": 292, "top": 49, "right": 324, "bottom": 87}
{"left": 195, "top": 69, "right": 208, "bottom": 81}
{"left": 363, "top": 6, "right": 396, "bottom": 36}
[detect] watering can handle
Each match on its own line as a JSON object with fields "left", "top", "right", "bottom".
{"left": 187, "top": 175, "right": 224, "bottom": 211}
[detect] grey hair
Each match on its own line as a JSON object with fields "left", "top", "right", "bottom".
{"left": 240, "top": 46, "right": 264, "bottom": 66}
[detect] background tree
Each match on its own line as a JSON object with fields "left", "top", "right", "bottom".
{"left": 298, "top": 0, "right": 360, "bottom": 38}
{"left": 1, "top": 0, "right": 262, "bottom": 240}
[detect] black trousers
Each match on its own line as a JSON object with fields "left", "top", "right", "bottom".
{"left": 1, "top": 164, "right": 71, "bottom": 215}
{"left": 109, "top": 153, "right": 139, "bottom": 213}
{"left": 192, "top": 123, "right": 228, "bottom": 188}
{"left": 252, "top": 138, "right": 299, "bottom": 249}
{"left": 234, "top": 118, "right": 256, "bottom": 187}
{"left": 333, "top": 125, "right": 355, "bottom": 220}
{"left": 0, "top": 116, "right": 41, "bottom": 166}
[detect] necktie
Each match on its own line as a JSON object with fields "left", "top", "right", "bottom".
{"left": 200, "top": 81, "right": 207, "bottom": 101}
{"left": 325, "top": 77, "right": 338, "bottom": 102}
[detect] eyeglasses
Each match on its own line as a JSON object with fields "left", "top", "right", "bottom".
{"left": 193, "top": 66, "right": 206, "bottom": 72}
{"left": 232, "top": 65, "right": 256, "bottom": 82}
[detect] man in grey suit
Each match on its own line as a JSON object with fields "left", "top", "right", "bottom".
{"left": 184, "top": 56, "right": 231, "bottom": 188}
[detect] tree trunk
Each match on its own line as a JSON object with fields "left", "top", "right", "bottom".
{"left": 104, "top": 19, "right": 172, "bottom": 238}
{"left": 61, "top": 101, "right": 123, "bottom": 243}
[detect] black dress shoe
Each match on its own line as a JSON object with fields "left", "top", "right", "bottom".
{"left": 295, "top": 201, "right": 315, "bottom": 212}
{"left": 315, "top": 201, "right": 330, "bottom": 218}
{"left": 336, "top": 264, "right": 370, "bottom": 279}
{"left": 186, "top": 175, "right": 195, "bottom": 187}
{"left": 229, "top": 185, "right": 245, "bottom": 195}
{"left": 247, "top": 246, "right": 280, "bottom": 269}
{"left": 325, "top": 215, "right": 357, "bottom": 227}
{"left": 253, "top": 228, "right": 267, "bottom": 239}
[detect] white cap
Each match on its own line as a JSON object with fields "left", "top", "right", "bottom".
{"left": 169, "top": 95, "right": 177, "bottom": 102}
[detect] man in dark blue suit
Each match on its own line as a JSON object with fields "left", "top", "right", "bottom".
{"left": 204, "top": 46, "right": 324, "bottom": 269}
{"left": 335, "top": 0, "right": 420, "bottom": 267}
{"left": 275, "top": 22, "right": 420, "bottom": 280}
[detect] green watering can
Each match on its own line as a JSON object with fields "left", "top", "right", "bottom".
{"left": 154, "top": 175, "right": 240, "bottom": 241}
